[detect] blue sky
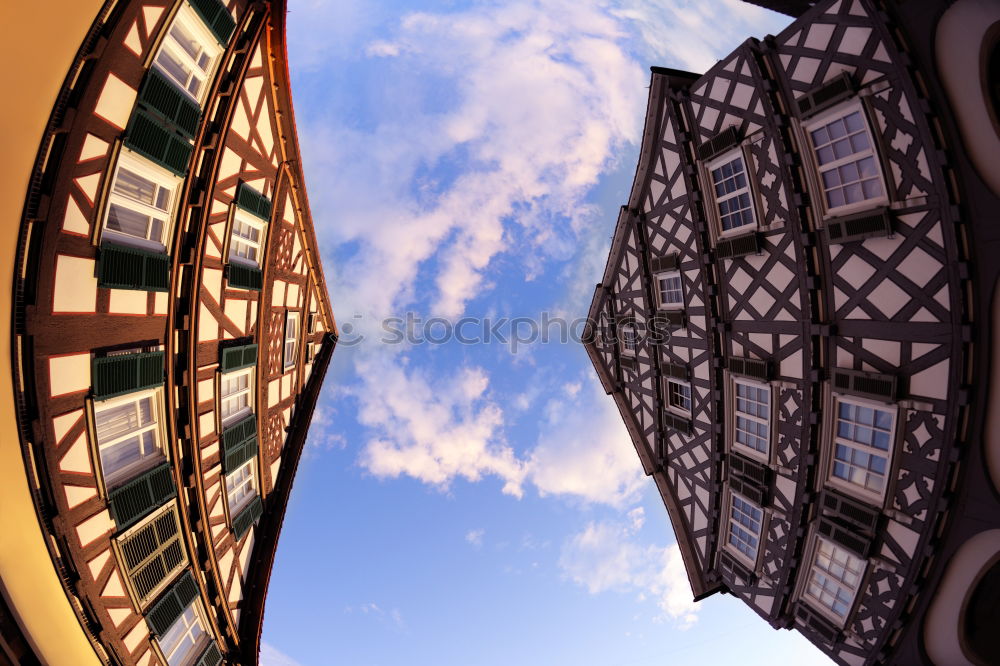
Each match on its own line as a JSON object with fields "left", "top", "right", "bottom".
{"left": 261, "top": 1, "right": 831, "bottom": 663}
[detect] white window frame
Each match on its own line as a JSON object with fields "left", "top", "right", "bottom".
{"left": 730, "top": 377, "right": 772, "bottom": 462}
{"left": 93, "top": 387, "right": 167, "bottom": 490}
{"left": 664, "top": 378, "right": 692, "bottom": 416}
{"left": 724, "top": 489, "right": 766, "bottom": 568}
{"left": 225, "top": 458, "right": 258, "bottom": 516}
{"left": 219, "top": 367, "right": 254, "bottom": 427}
{"left": 619, "top": 322, "right": 638, "bottom": 357}
{"left": 706, "top": 148, "right": 758, "bottom": 239}
{"left": 803, "top": 100, "right": 889, "bottom": 219}
{"left": 654, "top": 269, "right": 684, "bottom": 310}
{"left": 156, "top": 598, "right": 211, "bottom": 666}
{"left": 101, "top": 150, "right": 181, "bottom": 252}
{"left": 283, "top": 311, "right": 300, "bottom": 369}
{"left": 801, "top": 533, "right": 867, "bottom": 625}
{"left": 152, "top": 4, "right": 223, "bottom": 105}
{"left": 826, "top": 393, "right": 898, "bottom": 504}
{"left": 227, "top": 208, "right": 267, "bottom": 268}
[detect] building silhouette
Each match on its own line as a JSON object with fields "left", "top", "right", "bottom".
{"left": 584, "top": 0, "right": 1000, "bottom": 663}
{"left": 0, "top": 0, "right": 336, "bottom": 663}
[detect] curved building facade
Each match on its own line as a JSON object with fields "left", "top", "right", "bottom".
{"left": 1, "top": 1, "right": 336, "bottom": 664}
{"left": 584, "top": 0, "right": 1000, "bottom": 663}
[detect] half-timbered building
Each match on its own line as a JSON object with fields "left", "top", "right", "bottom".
{"left": 584, "top": 0, "right": 1000, "bottom": 663}
{"left": 2, "top": 0, "right": 337, "bottom": 664}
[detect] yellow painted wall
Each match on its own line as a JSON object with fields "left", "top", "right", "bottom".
{"left": 0, "top": 2, "right": 106, "bottom": 664}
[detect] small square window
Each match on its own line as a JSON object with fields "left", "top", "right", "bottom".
{"left": 152, "top": 5, "right": 223, "bottom": 105}
{"left": 225, "top": 459, "right": 258, "bottom": 516}
{"left": 803, "top": 535, "right": 866, "bottom": 622}
{"left": 707, "top": 150, "right": 757, "bottom": 237}
{"left": 619, "top": 322, "right": 638, "bottom": 357}
{"left": 828, "top": 396, "right": 896, "bottom": 500}
{"left": 805, "top": 103, "right": 887, "bottom": 216}
{"left": 158, "top": 600, "right": 210, "bottom": 666}
{"left": 727, "top": 492, "right": 764, "bottom": 564}
{"left": 655, "top": 270, "right": 683, "bottom": 309}
{"left": 732, "top": 379, "right": 771, "bottom": 458}
{"left": 666, "top": 378, "right": 692, "bottom": 415}
{"left": 93, "top": 388, "right": 167, "bottom": 489}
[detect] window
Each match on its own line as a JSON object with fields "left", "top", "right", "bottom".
{"left": 727, "top": 492, "right": 764, "bottom": 564}
{"left": 116, "top": 503, "right": 187, "bottom": 606}
{"left": 707, "top": 150, "right": 756, "bottom": 236}
{"left": 228, "top": 209, "right": 267, "bottom": 267}
{"left": 103, "top": 151, "right": 181, "bottom": 252}
{"left": 225, "top": 459, "right": 257, "bottom": 516}
{"left": 219, "top": 368, "right": 253, "bottom": 427}
{"left": 284, "top": 312, "right": 300, "bottom": 369}
{"left": 152, "top": 6, "right": 222, "bottom": 104}
{"left": 94, "top": 389, "right": 166, "bottom": 489}
{"left": 655, "top": 270, "right": 683, "bottom": 309}
{"left": 804, "top": 535, "right": 866, "bottom": 621}
{"left": 733, "top": 379, "right": 770, "bottom": 457}
{"left": 158, "top": 601, "right": 209, "bottom": 666}
{"left": 829, "top": 397, "right": 896, "bottom": 499}
{"left": 619, "top": 322, "right": 637, "bottom": 357}
{"left": 666, "top": 379, "right": 692, "bottom": 415}
{"left": 805, "top": 103, "right": 886, "bottom": 215}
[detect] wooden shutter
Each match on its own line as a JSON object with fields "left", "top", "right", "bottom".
{"left": 794, "top": 604, "right": 841, "bottom": 644}
{"left": 796, "top": 72, "right": 855, "bottom": 119}
{"left": 715, "top": 233, "right": 759, "bottom": 260}
{"left": 97, "top": 243, "right": 170, "bottom": 292}
{"left": 145, "top": 570, "right": 199, "bottom": 636}
{"left": 730, "top": 475, "right": 767, "bottom": 507}
{"left": 193, "top": 643, "right": 223, "bottom": 666}
{"left": 728, "top": 453, "right": 770, "bottom": 486}
{"left": 696, "top": 126, "right": 741, "bottom": 161}
{"left": 654, "top": 310, "right": 686, "bottom": 328}
{"left": 819, "top": 489, "right": 880, "bottom": 533}
{"left": 221, "top": 414, "right": 258, "bottom": 473}
{"left": 232, "top": 495, "right": 263, "bottom": 539}
{"left": 136, "top": 68, "right": 201, "bottom": 139}
{"left": 717, "top": 550, "right": 754, "bottom": 584}
{"left": 662, "top": 362, "right": 688, "bottom": 381}
{"left": 108, "top": 462, "right": 176, "bottom": 528}
{"left": 187, "top": 0, "right": 236, "bottom": 44}
{"left": 220, "top": 343, "right": 257, "bottom": 372}
{"left": 235, "top": 182, "right": 272, "bottom": 220}
{"left": 125, "top": 109, "right": 193, "bottom": 176}
{"left": 650, "top": 254, "right": 679, "bottom": 273}
{"left": 662, "top": 410, "right": 691, "bottom": 435}
{"left": 92, "top": 351, "right": 165, "bottom": 400}
{"left": 831, "top": 368, "right": 897, "bottom": 402}
{"left": 225, "top": 263, "right": 263, "bottom": 290}
{"left": 825, "top": 209, "right": 892, "bottom": 244}
{"left": 817, "top": 517, "right": 872, "bottom": 558}
{"left": 619, "top": 356, "right": 636, "bottom": 371}
{"left": 118, "top": 506, "right": 186, "bottom": 604}
{"left": 727, "top": 356, "right": 772, "bottom": 381}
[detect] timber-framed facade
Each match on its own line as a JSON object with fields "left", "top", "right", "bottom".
{"left": 584, "top": 0, "right": 1000, "bottom": 663}
{"left": 3, "top": 1, "right": 336, "bottom": 664}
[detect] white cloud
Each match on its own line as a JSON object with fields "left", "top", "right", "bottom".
{"left": 559, "top": 511, "right": 698, "bottom": 628}
{"left": 466, "top": 528, "right": 485, "bottom": 547}
{"left": 260, "top": 642, "right": 304, "bottom": 666}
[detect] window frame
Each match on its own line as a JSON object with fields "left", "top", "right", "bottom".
{"left": 227, "top": 206, "right": 268, "bottom": 268}
{"left": 152, "top": 3, "right": 224, "bottom": 105}
{"left": 664, "top": 377, "right": 692, "bottom": 417}
{"left": 224, "top": 457, "right": 258, "bottom": 518}
{"left": 283, "top": 310, "right": 300, "bottom": 369}
{"left": 619, "top": 321, "right": 638, "bottom": 358}
{"left": 723, "top": 488, "right": 767, "bottom": 570}
{"left": 101, "top": 149, "right": 182, "bottom": 253}
{"left": 823, "top": 392, "right": 899, "bottom": 505}
{"left": 704, "top": 147, "right": 760, "bottom": 240}
{"left": 802, "top": 99, "right": 890, "bottom": 220}
{"left": 91, "top": 387, "right": 168, "bottom": 492}
{"left": 218, "top": 366, "right": 254, "bottom": 428}
{"left": 798, "top": 532, "right": 868, "bottom": 626}
{"left": 654, "top": 269, "right": 684, "bottom": 310}
{"left": 728, "top": 376, "right": 773, "bottom": 463}
{"left": 155, "top": 597, "right": 211, "bottom": 666}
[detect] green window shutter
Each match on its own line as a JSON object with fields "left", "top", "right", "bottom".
{"left": 92, "top": 351, "right": 165, "bottom": 400}
{"left": 831, "top": 368, "right": 897, "bottom": 402}
{"left": 794, "top": 604, "right": 841, "bottom": 645}
{"left": 231, "top": 495, "right": 263, "bottom": 539}
{"left": 730, "top": 475, "right": 767, "bottom": 507}
{"left": 697, "top": 125, "right": 741, "bottom": 161}
{"left": 662, "top": 410, "right": 691, "bottom": 435}
{"left": 187, "top": 0, "right": 236, "bottom": 45}
{"left": 728, "top": 453, "right": 770, "bottom": 487}
{"left": 662, "top": 362, "right": 689, "bottom": 381}
{"left": 125, "top": 109, "right": 193, "bottom": 176}
{"left": 727, "top": 356, "right": 773, "bottom": 381}
{"left": 220, "top": 343, "right": 257, "bottom": 372}
{"left": 819, "top": 489, "right": 880, "bottom": 533}
{"left": 796, "top": 72, "right": 854, "bottom": 119}
{"left": 650, "top": 254, "right": 679, "bottom": 273}
{"left": 108, "top": 462, "right": 176, "bottom": 529}
{"left": 137, "top": 69, "right": 201, "bottom": 139}
{"left": 717, "top": 549, "right": 754, "bottom": 585}
{"left": 817, "top": 517, "right": 872, "bottom": 558}
{"left": 222, "top": 414, "right": 258, "bottom": 473}
{"left": 235, "top": 182, "right": 272, "bottom": 220}
{"left": 825, "top": 209, "right": 892, "bottom": 245}
{"left": 193, "top": 643, "right": 223, "bottom": 666}
{"left": 225, "top": 263, "right": 263, "bottom": 290}
{"left": 715, "top": 233, "right": 760, "bottom": 260}
{"left": 118, "top": 507, "right": 186, "bottom": 605}
{"left": 97, "top": 243, "right": 170, "bottom": 292}
{"left": 145, "top": 570, "right": 199, "bottom": 636}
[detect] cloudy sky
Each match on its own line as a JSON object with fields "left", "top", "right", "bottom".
{"left": 262, "top": 1, "right": 829, "bottom": 663}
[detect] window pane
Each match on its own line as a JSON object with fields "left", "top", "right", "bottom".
{"left": 107, "top": 205, "right": 153, "bottom": 240}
